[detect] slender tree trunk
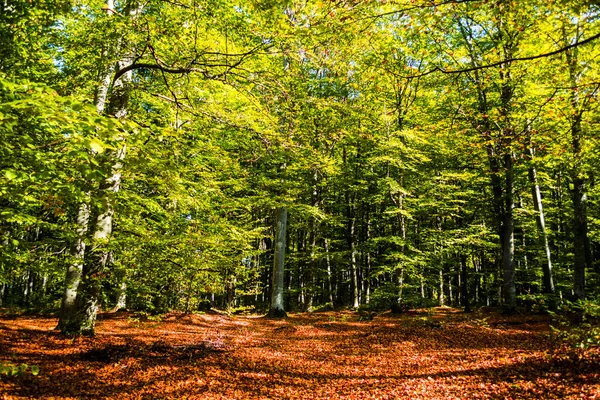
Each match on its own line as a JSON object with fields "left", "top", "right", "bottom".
{"left": 324, "top": 238, "right": 334, "bottom": 305}
{"left": 460, "top": 254, "right": 471, "bottom": 313}
{"left": 390, "top": 179, "right": 407, "bottom": 309}
{"left": 439, "top": 268, "right": 444, "bottom": 306}
{"left": 306, "top": 227, "right": 316, "bottom": 312}
{"left": 527, "top": 147, "right": 554, "bottom": 293}
{"left": 572, "top": 174, "right": 588, "bottom": 299}
{"left": 474, "top": 257, "right": 480, "bottom": 305}
{"left": 365, "top": 211, "right": 372, "bottom": 305}
{"left": 305, "top": 173, "right": 321, "bottom": 312}
{"left": 563, "top": 19, "right": 591, "bottom": 299}
{"left": 94, "top": 0, "right": 117, "bottom": 114}
{"left": 457, "top": 261, "right": 462, "bottom": 306}
{"left": 114, "top": 280, "right": 127, "bottom": 311}
{"left": 298, "top": 245, "right": 305, "bottom": 307}
{"left": 349, "top": 216, "right": 359, "bottom": 309}
{"left": 568, "top": 71, "right": 589, "bottom": 300}
{"left": 502, "top": 152, "right": 516, "bottom": 311}
{"left": 498, "top": 28, "right": 517, "bottom": 311}
{"left": 268, "top": 207, "right": 287, "bottom": 317}
{"left": 262, "top": 237, "right": 271, "bottom": 305}
{"left": 22, "top": 271, "right": 30, "bottom": 306}
{"left": 448, "top": 273, "right": 453, "bottom": 306}
{"left": 343, "top": 145, "right": 359, "bottom": 309}
{"left": 41, "top": 273, "right": 47, "bottom": 295}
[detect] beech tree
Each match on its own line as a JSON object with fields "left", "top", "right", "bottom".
{"left": 2, "top": 0, "right": 600, "bottom": 324}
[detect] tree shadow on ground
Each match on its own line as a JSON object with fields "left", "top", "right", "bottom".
{"left": 1, "top": 312, "right": 597, "bottom": 399}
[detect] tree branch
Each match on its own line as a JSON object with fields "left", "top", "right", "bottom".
{"left": 400, "top": 31, "right": 600, "bottom": 79}
{"left": 112, "top": 43, "right": 270, "bottom": 83}
{"left": 360, "top": 0, "right": 484, "bottom": 21}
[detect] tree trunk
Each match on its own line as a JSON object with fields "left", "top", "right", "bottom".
{"left": 306, "top": 226, "right": 317, "bottom": 312}
{"left": 324, "top": 238, "right": 334, "bottom": 305}
{"left": 268, "top": 207, "right": 287, "bottom": 317}
{"left": 460, "top": 254, "right": 471, "bottom": 313}
{"left": 57, "top": 202, "right": 90, "bottom": 331}
{"left": 57, "top": 0, "right": 113, "bottom": 326}
{"left": 448, "top": 272, "right": 453, "bottom": 306}
{"left": 397, "top": 268, "right": 404, "bottom": 307}
{"left": 349, "top": 216, "right": 359, "bottom": 309}
{"left": 502, "top": 152, "right": 516, "bottom": 311}
{"left": 65, "top": 144, "right": 126, "bottom": 335}
{"left": 563, "top": 19, "right": 591, "bottom": 299}
{"left": 114, "top": 280, "right": 127, "bottom": 311}
{"left": 439, "top": 268, "right": 444, "bottom": 306}
{"left": 458, "top": 16, "right": 518, "bottom": 312}
{"left": 572, "top": 175, "right": 588, "bottom": 299}
{"left": 59, "top": 0, "right": 137, "bottom": 336}
{"left": 62, "top": 23, "right": 135, "bottom": 335}
{"left": 498, "top": 26, "right": 517, "bottom": 311}
{"left": 527, "top": 147, "right": 554, "bottom": 293}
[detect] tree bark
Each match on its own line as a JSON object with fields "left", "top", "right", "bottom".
{"left": 572, "top": 174, "right": 588, "bottom": 299}
{"left": 439, "top": 268, "right": 444, "bottom": 306}
{"left": 306, "top": 222, "right": 317, "bottom": 312}
{"left": 527, "top": 146, "right": 554, "bottom": 293}
{"left": 365, "top": 208, "right": 372, "bottom": 305}
{"left": 564, "top": 20, "right": 591, "bottom": 299}
{"left": 268, "top": 207, "right": 287, "bottom": 317}
{"left": 114, "top": 280, "right": 127, "bottom": 311}
{"left": 502, "top": 152, "right": 516, "bottom": 311}
{"left": 324, "top": 238, "right": 334, "bottom": 305}
{"left": 343, "top": 146, "right": 360, "bottom": 309}
{"left": 349, "top": 216, "right": 359, "bottom": 309}
{"left": 57, "top": 202, "right": 90, "bottom": 331}
{"left": 460, "top": 254, "right": 471, "bottom": 312}
{"left": 65, "top": 145, "right": 126, "bottom": 335}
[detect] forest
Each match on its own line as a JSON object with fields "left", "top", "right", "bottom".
{"left": 1, "top": 0, "right": 600, "bottom": 397}
{"left": 0, "top": 0, "right": 600, "bottom": 398}
{"left": 3, "top": 0, "right": 600, "bottom": 329}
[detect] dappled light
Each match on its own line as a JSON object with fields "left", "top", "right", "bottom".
{"left": 2, "top": 0, "right": 600, "bottom": 397}
{"left": 1, "top": 309, "right": 598, "bottom": 399}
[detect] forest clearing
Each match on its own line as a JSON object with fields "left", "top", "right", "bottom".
{"left": 1, "top": 308, "right": 599, "bottom": 399}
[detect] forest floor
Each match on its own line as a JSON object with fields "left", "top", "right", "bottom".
{"left": 0, "top": 307, "right": 599, "bottom": 399}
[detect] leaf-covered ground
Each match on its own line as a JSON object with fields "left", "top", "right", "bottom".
{"left": 1, "top": 308, "right": 598, "bottom": 399}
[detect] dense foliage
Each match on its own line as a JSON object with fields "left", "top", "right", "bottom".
{"left": 1, "top": 0, "right": 600, "bottom": 333}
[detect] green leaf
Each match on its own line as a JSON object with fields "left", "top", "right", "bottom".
{"left": 30, "top": 365, "right": 39, "bottom": 376}
{"left": 86, "top": 138, "right": 106, "bottom": 154}
{"left": 4, "top": 170, "right": 17, "bottom": 180}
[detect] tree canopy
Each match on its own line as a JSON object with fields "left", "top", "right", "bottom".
{"left": 1, "top": 0, "right": 600, "bottom": 333}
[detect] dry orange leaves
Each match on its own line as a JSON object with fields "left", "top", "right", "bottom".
{"left": 0, "top": 308, "right": 598, "bottom": 399}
